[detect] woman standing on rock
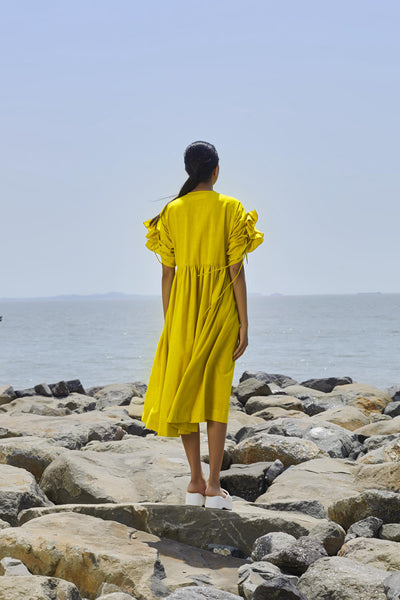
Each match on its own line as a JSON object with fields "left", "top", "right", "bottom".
{"left": 142, "top": 141, "right": 264, "bottom": 510}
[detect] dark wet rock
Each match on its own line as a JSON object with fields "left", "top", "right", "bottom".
{"left": 0, "top": 385, "right": 17, "bottom": 405}
{"left": 253, "top": 577, "right": 308, "bottom": 600}
{"left": 66, "top": 379, "right": 86, "bottom": 394}
{"left": 384, "top": 401, "right": 400, "bottom": 417}
{"left": 266, "top": 535, "right": 328, "bottom": 575}
{"left": 234, "top": 378, "right": 273, "bottom": 406}
{"left": 220, "top": 462, "right": 281, "bottom": 502}
{"left": 251, "top": 531, "right": 296, "bottom": 562}
{"left": 49, "top": 380, "right": 70, "bottom": 397}
{"left": 14, "top": 387, "right": 37, "bottom": 398}
{"left": 34, "top": 382, "right": 53, "bottom": 396}
{"left": 344, "top": 515, "right": 383, "bottom": 542}
{"left": 387, "top": 384, "right": 400, "bottom": 402}
{"left": 300, "top": 376, "right": 353, "bottom": 393}
{"left": 239, "top": 371, "right": 298, "bottom": 388}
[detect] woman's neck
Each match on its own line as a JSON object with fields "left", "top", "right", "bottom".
{"left": 191, "top": 183, "right": 213, "bottom": 192}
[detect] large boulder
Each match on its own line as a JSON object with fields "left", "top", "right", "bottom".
{"left": 0, "top": 436, "right": 66, "bottom": 481}
{"left": 338, "top": 536, "right": 400, "bottom": 571}
{"left": 0, "top": 463, "right": 52, "bottom": 525}
{"left": 17, "top": 502, "right": 337, "bottom": 557}
{"left": 0, "top": 385, "right": 16, "bottom": 406}
{"left": 354, "top": 415, "right": 400, "bottom": 438}
{"left": 300, "top": 377, "right": 352, "bottom": 393}
{"left": 238, "top": 371, "right": 298, "bottom": 388}
{"left": 39, "top": 437, "right": 196, "bottom": 504}
{"left": 328, "top": 489, "right": 400, "bottom": 529}
{"left": 297, "top": 556, "right": 388, "bottom": 600}
{"left": 357, "top": 438, "right": 400, "bottom": 464}
{"left": 245, "top": 395, "right": 304, "bottom": 415}
{"left": 265, "top": 535, "right": 328, "bottom": 575}
{"left": 234, "top": 378, "right": 273, "bottom": 406}
{"left": 0, "top": 512, "right": 165, "bottom": 599}
{"left": 232, "top": 433, "right": 327, "bottom": 467}
{"left": 92, "top": 383, "right": 143, "bottom": 409}
{"left": 0, "top": 575, "right": 82, "bottom": 600}
{"left": 311, "top": 405, "right": 371, "bottom": 431}
{"left": 0, "top": 412, "right": 126, "bottom": 449}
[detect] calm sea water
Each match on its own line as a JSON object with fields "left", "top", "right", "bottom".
{"left": 0, "top": 294, "right": 399, "bottom": 391}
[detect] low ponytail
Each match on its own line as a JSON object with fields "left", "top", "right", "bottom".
{"left": 149, "top": 141, "right": 218, "bottom": 227}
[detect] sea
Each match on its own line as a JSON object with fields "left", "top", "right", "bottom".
{"left": 0, "top": 293, "right": 399, "bottom": 392}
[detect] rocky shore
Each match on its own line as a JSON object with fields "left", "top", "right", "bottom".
{"left": 1, "top": 373, "right": 400, "bottom": 599}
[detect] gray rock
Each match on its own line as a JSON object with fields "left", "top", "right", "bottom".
{"left": 237, "top": 561, "right": 288, "bottom": 600}
{"left": 233, "top": 432, "right": 327, "bottom": 467}
{"left": 34, "top": 382, "right": 53, "bottom": 396}
{"left": 297, "top": 556, "right": 388, "bottom": 600}
{"left": 384, "top": 401, "right": 400, "bottom": 417}
{"left": 251, "top": 532, "right": 296, "bottom": 562}
{"left": 379, "top": 523, "right": 400, "bottom": 541}
{"left": 345, "top": 515, "right": 383, "bottom": 542}
{"left": 18, "top": 502, "right": 336, "bottom": 558}
{"left": 238, "top": 371, "right": 298, "bottom": 388}
{"left": 245, "top": 395, "right": 304, "bottom": 415}
{"left": 308, "top": 520, "right": 346, "bottom": 556}
{"left": 234, "top": 377, "right": 273, "bottom": 406}
{"left": 362, "top": 432, "right": 400, "bottom": 452}
{"left": 265, "top": 459, "right": 285, "bottom": 484}
{"left": 93, "top": 383, "right": 143, "bottom": 409}
{"left": 66, "top": 379, "right": 86, "bottom": 394}
{"left": 0, "top": 411, "right": 126, "bottom": 449}
{"left": 300, "top": 376, "right": 352, "bottom": 393}
{"left": 0, "top": 463, "right": 52, "bottom": 525}
{"left": 266, "top": 535, "right": 328, "bottom": 575}
{"left": 0, "top": 436, "right": 67, "bottom": 481}
{"left": 303, "top": 423, "right": 356, "bottom": 458}
{"left": 14, "top": 387, "right": 37, "bottom": 397}
{"left": 0, "top": 556, "right": 31, "bottom": 575}
{"left": 220, "top": 462, "right": 276, "bottom": 502}
{"left": 383, "top": 572, "right": 400, "bottom": 600}
{"left": 387, "top": 384, "right": 400, "bottom": 402}
{"left": 0, "top": 385, "right": 16, "bottom": 405}
{"left": 49, "top": 380, "right": 70, "bottom": 397}
{"left": 0, "top": 519, "right": 10, "bottom": 530}
{"left": 162, "top": 586, "right": 242, "bottom": 599}
{"left": 338, "top": 536, "right": 400, "bottom": 570}
{"left": 258, "top": 500, "right": 327, "bottom": 520}
{"left": 0, "top": 575, "right": 82, "bottom": 600}
{"left": 253, "top": 577, "right": 308, "bottom": 600}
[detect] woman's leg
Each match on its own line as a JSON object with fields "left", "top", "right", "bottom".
{"left": 205, "top": 420, "right": 228, "bottom": 497}
{"left": 180, "top": 425, "right": 207, "bottom": 494}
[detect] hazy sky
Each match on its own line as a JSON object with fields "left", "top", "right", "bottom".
{"left": 1, "top": 1, "right": 399, "bottom": 298}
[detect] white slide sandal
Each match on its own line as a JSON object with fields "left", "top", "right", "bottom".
{"left": 185, "top": 492, "right": 206, "bottom": 506}
{"left": 204, "top": 489, "right": 233, "bottom": 510}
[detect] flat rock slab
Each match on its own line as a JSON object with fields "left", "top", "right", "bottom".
{"left": 0, "top": 412, "right": 126, "bottom": 449}
{"left": 0, "top": 463, "right": 52, "bottom": 525}
{"left": 40, "top": 436, "right": 199, "bottom": 504}
{"left": 0, "top": 575, "right": 82, "bottom": 600}
{"left": 256, "top": 457, "right": 400, "bottom": 511}
{"left": 338, "top": 536, "right": 400, "bottom": 571}
{"left": 297, "top": 556, "right": 389, "bottom": 600}
{"left": 18, "top": 501, "right": 335, "bottom": 557}
{"left": 1, "top": 393, "right": 97, "bottom": 416}
{"left": 355, "top": 415, "right": 400, "bottom": 438}
{"left": 2, "top": 510, "right": 246, "bottom": 598}
{"left": 0, "top": 511, "right": 164, "bottom": 600}
{"left": 0, "top": 436, "right": 67, "bottom": 481}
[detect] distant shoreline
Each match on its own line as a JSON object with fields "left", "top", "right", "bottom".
{"left": 0, "top": 291, "right": 394, "bottom": 302}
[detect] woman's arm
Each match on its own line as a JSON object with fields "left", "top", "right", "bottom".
{"left": 161, "top": 264, "right": 176, "bottom": 319}
{"left": 229, "top": 261, "right": 248, "bottom": 361}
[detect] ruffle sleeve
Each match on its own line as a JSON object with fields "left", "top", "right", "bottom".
{"left": 226, "top": 202, "right": 264, "bottom": 267}
{"left": 143, "top": 210, "right": 176, "bottom": 268}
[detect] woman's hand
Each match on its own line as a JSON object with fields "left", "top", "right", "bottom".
{"left": 233, "top": 324, "right": 248, "bottom": 361}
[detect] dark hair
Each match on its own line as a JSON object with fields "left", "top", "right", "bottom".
{"left": 149, "top": 140, "right": 219, "bottom": 226}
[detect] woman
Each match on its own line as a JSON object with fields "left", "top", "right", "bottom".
{"left": 142, "top": 141, "right": 264, "bottom": 510}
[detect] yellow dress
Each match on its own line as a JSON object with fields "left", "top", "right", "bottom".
{"left": 141, "top": 190, "right": 264, "bottom": 437}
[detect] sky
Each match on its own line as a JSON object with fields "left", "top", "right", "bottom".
{"left": 1, "top": 0, "right": 399, "bottom": 298}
